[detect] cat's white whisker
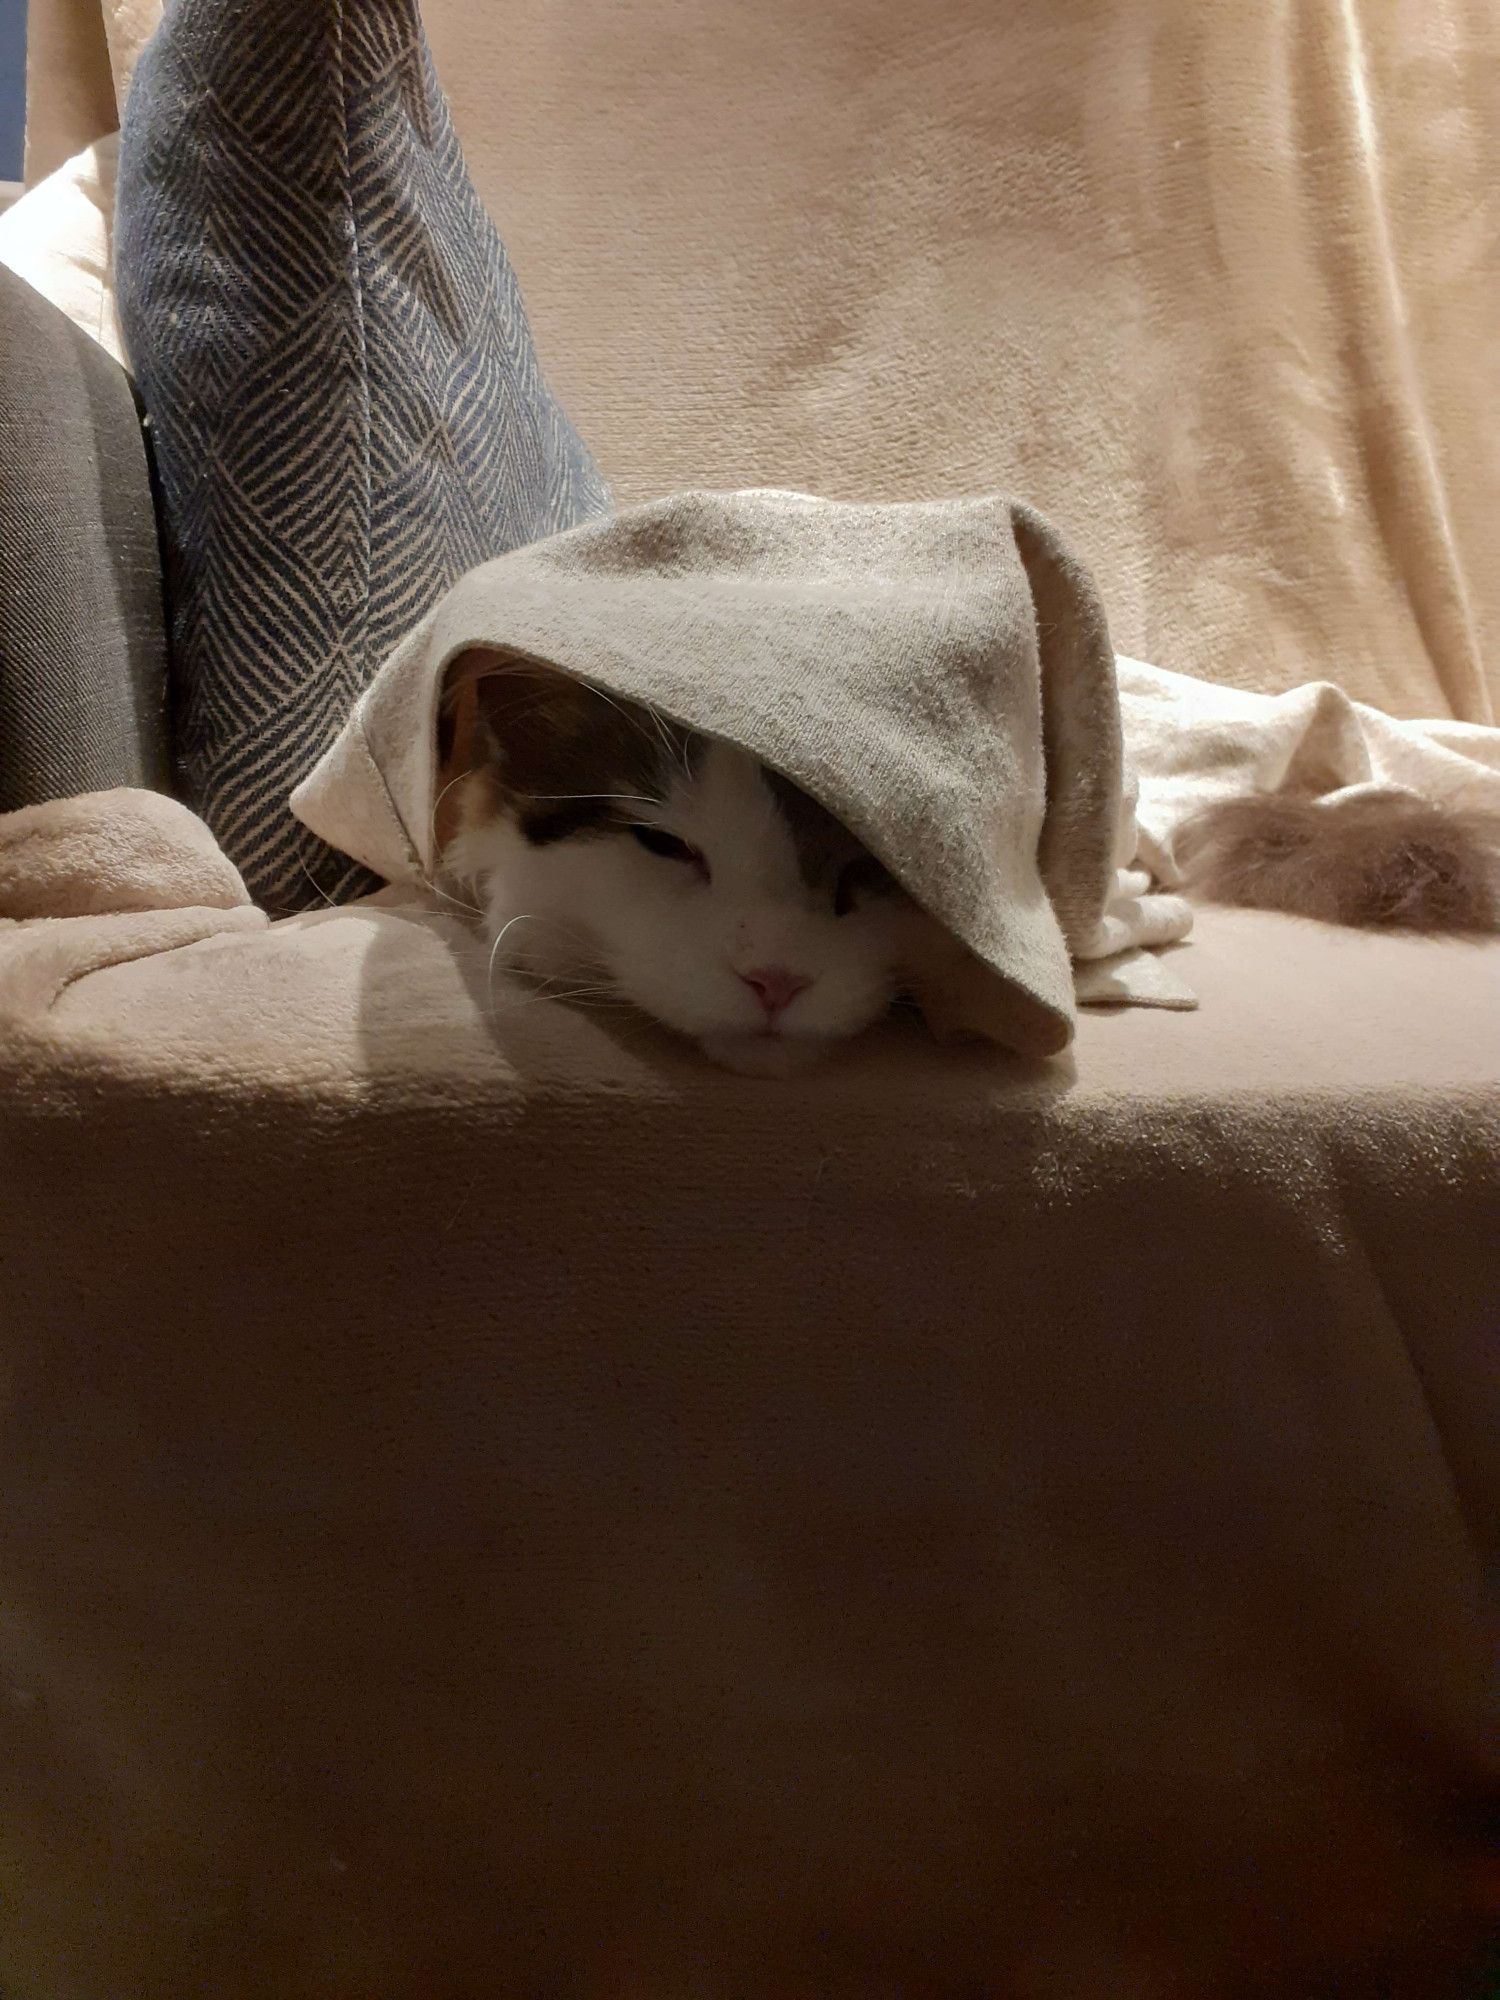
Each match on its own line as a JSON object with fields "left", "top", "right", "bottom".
{"left": 526, "top": 986, "right": 627, "bottom": 1009}
{"left": 641, "top": 697, "right": 690, "bottom": 779}
{"left": 510, "top": 961, "right": 619, "bottom": 999}
{"left": 586, "top": 683, "right": 679, "bottom": 768}
{"left": 295, "top": 855, "right": 341, "bottom": 910}
{"left": 419, "top": 867, "right": 483, "bottom": 917}
{"left": 489, "top": 911, "right": 539, "bottom": 954}
{"left": 428, "top": 768, "right": 472, "bottom": 853}
{"left": 583, "top": 684, "right": 649, "bottom": 734}
{"left": 492, "top": 970, "right": 629, "bottom": 1015}
{"left": 428, "top": 882, "right": 484, "bottom": 917}
{"left": 486, "top": 912, "right": 542, "bottom": 1007}
{"left": 520, "top": 791, "right": 660, "bottom": 807}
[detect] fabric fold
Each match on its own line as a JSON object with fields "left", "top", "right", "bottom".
{"left": 1117, "top": 657, "right": 1500, "bottom": 877}
{"left": 293, "top": 487, "right": 1195, "bottom": 1057}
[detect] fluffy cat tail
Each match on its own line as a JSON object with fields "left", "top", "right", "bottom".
{"left": 1175, "top": 789, "right": 1500, "bottom": 935}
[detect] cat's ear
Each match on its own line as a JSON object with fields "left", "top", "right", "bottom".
{"left": 434, "top": 649, "right": 573, "bottom": 849}
{"left": 436, "top": 649, "right": 485, "bottom": 789}
{"left": 441, "top": 649, "right": 588, "bottom": 768}
{"left": 435, "top": 650, "right": 606, "bottom": 847}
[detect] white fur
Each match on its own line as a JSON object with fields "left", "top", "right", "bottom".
{"left": 446, "top": 743, "right": 905, "bottom": 1073}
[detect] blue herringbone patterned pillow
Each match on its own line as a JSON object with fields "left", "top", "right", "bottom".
{"left": 116, "top": 0, "right": 609, "bottom": 908}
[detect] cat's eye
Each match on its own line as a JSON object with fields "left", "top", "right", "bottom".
{"left": 834, "top": 855, "right": 890, "bottom": 916}
{"left": 631, "top": 825, "right": 708, "bottom": 876}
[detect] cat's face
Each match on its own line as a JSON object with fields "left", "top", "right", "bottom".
{"left": 442, "top": 666, "right": 909, "bottom": 1074}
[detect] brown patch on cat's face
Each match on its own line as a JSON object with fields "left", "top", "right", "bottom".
{"left": 763, "top": 767, "right": 897, "bottom": 911}
{"left": 443, "top": 652, "right": 691, "bottom": 848}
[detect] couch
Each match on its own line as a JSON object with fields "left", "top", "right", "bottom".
{"left": 2, "top": 2, "right": 1497, "bottom": 1993}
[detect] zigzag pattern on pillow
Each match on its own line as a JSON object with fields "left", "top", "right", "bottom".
{"left": 117, "top": 0, "right": 609, "bottom": 908}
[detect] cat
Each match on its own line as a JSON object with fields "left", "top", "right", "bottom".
{"left": 440, "top": 661, "right": 912, "bottom": 1075}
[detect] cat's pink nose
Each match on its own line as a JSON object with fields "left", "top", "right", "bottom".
{"left": 739, "top": 965, "right": 811, "bottom": 1020}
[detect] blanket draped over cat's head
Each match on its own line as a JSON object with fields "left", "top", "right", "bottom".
{"left": 292, "top": 488, "right": 1124, "bottom": 1058}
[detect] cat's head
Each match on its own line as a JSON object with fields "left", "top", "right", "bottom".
{"left": 440, "top": 661, "right": 911, "bottom": 1074}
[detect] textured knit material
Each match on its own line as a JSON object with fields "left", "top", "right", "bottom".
{"left": 0, "top": 264, "right": 169, "bottom": 813}
{"left": 114, "top": 0, "right": 609, "bottom": 911}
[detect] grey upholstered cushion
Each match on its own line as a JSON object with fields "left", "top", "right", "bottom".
{"left": 0, "top": 265, "right": 171, "bottom": 816}
{"left": 115, "top": 0, "right": 610, "bottom": 912}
